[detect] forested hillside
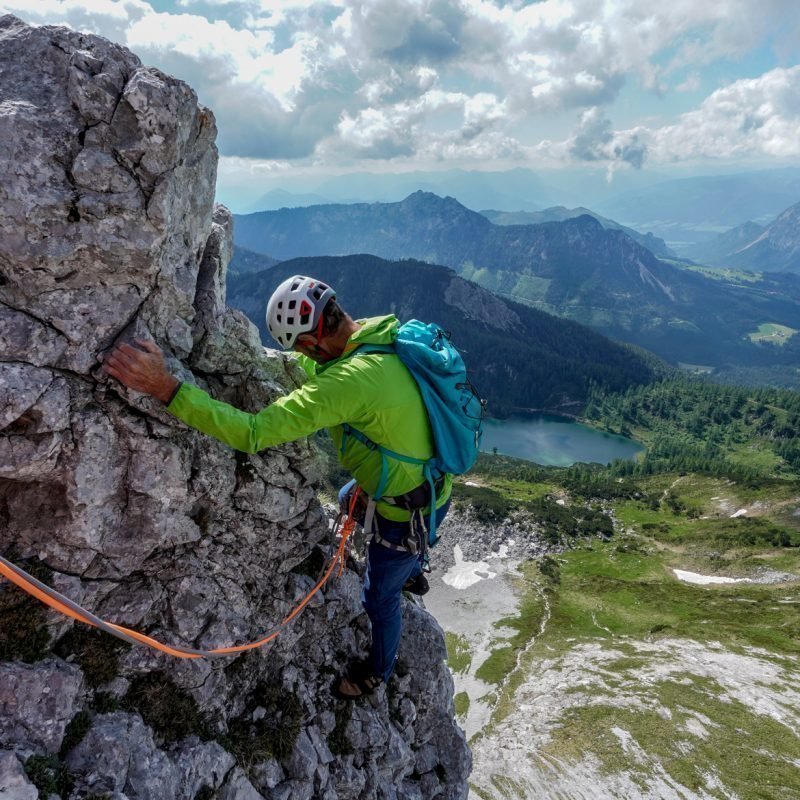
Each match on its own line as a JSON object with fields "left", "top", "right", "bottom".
{"left": 584, "top": 378, "right": 800, "bottom": 482}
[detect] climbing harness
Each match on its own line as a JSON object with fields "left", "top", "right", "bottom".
{"left": 340, "top": 482, "right": 434, "bottom": 571}
{"left": 0, "top": 488, "right": 363, "bottom": 660}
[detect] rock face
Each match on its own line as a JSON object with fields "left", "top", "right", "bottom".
{"left": 0, "top": 15, "right": 470, "bottom": 800}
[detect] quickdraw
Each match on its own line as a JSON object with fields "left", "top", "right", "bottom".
{"left": 0, "top": 488, "right": 362, "bottom": 660}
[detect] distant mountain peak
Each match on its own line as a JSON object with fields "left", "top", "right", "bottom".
{"left": 685, "top": 197, "right": 800, "bottom": 272}
{"left": 402, "top": 190, "right": 466, "bottom": 208}
{"left": 567, "top": 213, "right": 605, "bottom": 230}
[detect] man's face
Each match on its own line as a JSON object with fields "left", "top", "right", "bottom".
{"left": 294, "top": 334, "right": 334, "bottom": 364}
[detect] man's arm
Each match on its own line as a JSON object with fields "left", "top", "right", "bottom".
{"left": 102, "top": 338, "right": 368, "bottom": 453}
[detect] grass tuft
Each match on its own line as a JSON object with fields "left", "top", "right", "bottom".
{"left": 122, "top": 673, "right": 210, "bottom": 744}
{"left": 54, "top": 625, "right": 129, "bottom": 688}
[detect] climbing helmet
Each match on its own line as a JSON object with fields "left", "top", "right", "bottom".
{"left": 266, "top": 275, "right": 336, "bottom": 349}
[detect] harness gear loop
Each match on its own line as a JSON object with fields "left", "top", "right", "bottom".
{"left": 0, "top": 487, "right": 363, "bottom": 660}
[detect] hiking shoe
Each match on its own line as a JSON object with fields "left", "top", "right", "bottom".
{"left": 402, "top": 573, "right": 429, "bottom": 596}
{"left": 333, "top": 660, "right": 383, "bottom": 701}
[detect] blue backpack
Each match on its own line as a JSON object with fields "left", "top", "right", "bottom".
{"left": 340, "top": 320, "right": 486, "bottom": 546}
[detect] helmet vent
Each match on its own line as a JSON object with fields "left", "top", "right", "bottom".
{"left": 300, "top": 313, "right": 310, "bottom": 325}
{"left": 288, "top": 300, "right": 296, "bottom": 309}
{"left": 277, "top": 314, "right": 281, "bottom": 322}
{"left": 287, "top": 316, "right": 294, "bottom": 325}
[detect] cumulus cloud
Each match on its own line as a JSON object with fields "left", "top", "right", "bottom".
{"left": 566, "top": 107, "right": 648, "bottom": 169}
{"left": 542, "top": 65, "right": 800, "bottom": 171}
{"left": 325, "top": 88, "right": 512, "bottom": 161}
{"left": 0, "top": 0, "right": 151, "bottom": 43}
{"left": 2, "top": 0, "right": 799, "bottom": 168}
{"left": 651, "top": 65, "right": 800, "bottom": 160}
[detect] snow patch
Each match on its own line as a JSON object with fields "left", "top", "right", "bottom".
{"left": 673, "top": 569, "right": 751, "bottom": 585}
{"left": 730, "top": 508, "right": 748, "bottom": 518}
{"left": 684, "top": 716, "right": 710, "bottom": 739}
{"left": 442, "top": 544, "right": 497, "bottom": 590}
{"left": 488, "top": 544, "right": 509, "bottom": 559}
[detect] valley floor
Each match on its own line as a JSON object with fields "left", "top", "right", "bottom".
{"left": 425, "top": 475, "right": 800, "bottom": 800}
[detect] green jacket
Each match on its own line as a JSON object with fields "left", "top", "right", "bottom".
{"left": 166, "top": 314, "right": 452, "bottom": 521}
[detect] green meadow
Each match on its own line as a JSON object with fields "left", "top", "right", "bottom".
{"left": 444, "top": 464, "right": 800, "bottom": 799}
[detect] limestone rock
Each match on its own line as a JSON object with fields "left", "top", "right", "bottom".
{"left": 0, "top": 659, "right": 83, "bottom": 755}
{"left": 66, "top": 712, "right": 178, "bottom": 797}
{"left": 0, "top": 751, "right": 37, "bottom": 800}
{"left": 0, "top": 14, "right": 471, "bottom": 800}
{"left": 169, "top": 739, "right": 235, "bottom": 799}
{"left": 218, "top": 767, "right": 264, "bottom": 800}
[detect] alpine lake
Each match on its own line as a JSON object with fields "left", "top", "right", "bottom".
{"left": 480, "top": 413, "right": 643, "bottom": 466}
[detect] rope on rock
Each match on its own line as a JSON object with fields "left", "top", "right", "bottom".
{"left": 0, "top": 489, "right": 362, "bottom": 660}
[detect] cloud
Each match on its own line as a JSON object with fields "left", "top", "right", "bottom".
{"left": 675, "top": 72, "right": 701, "bottom": 93}
{"left": 565, "top": 107, "right": 649, "bottom": 169}
{"left": 321, "top": 87, "right": 513, "bottom": 162}
{"left": 0, "top": 0, "right": 151, "bottom": 42}
{"left": 651, "top": 65, "right": 800, "bottom": 160}
{"left": 543, "top": 65, "right": 800, "bottom": 170}
{"left": 3, "top": 0, "right": 800, "bottom": 168}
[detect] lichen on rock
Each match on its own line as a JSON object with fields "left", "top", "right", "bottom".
{"left": 0, "top": 13, "right": 470, "bottom": 800}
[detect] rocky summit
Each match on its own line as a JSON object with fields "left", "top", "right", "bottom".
{"left": 0, "top": 15, "right": 469, "bottom": 800}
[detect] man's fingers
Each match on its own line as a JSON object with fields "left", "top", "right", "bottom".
{"left": 104, "top": 365, "right": 123, "bottom": 381}
{"left": 105, "top": 352, "right": 148, "bottom": 383}
{"left": 102, "top": 361, "right": 124, "bottom": 381}
{"left": 134, "top": 338, "right": 161, "bottom": 355}
{"left": 108, "top": 349, "right": 140, "bottom": 370}
{"left": 118, "top": 342, "right": 148, "bottom": 358}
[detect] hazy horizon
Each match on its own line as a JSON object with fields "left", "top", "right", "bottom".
{"left": 6, "top": 0, "right": 800, "bottom": 211}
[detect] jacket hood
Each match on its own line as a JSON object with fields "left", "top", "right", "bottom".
{"left": 347, "top": 315, "right": 399, "bottom": 348}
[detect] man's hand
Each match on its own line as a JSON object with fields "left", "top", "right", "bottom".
{"left": 101, "top": 338, "right": 180, "bottom": 405}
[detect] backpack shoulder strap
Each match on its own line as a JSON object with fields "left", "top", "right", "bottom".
{"left": 338, "top": 339, "right": 443, "bottom": 544}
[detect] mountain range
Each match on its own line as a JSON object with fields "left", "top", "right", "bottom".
{"left": 596, "top": 168, "right": 800, "bottom": 246}
{"left": 239, "top": 167, "right": 554, "bottom": 216}
{"left": 481, "top": 206, "right": 675, "bottom": 258}
{"left": 685, "top": 221, "right": 766, "bottom": 265}
{"left": 232, "top": 191, "right": 800, "bottom": 368}
{"left": 684, "top": 200, "right": 800, "bottom": 273}
{"left": 226, "top": 252, "right": 660, "bottom": 416}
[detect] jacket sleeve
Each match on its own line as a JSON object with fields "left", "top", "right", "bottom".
{"left": 166, "top": 366, "right": 369, "bottom": 454}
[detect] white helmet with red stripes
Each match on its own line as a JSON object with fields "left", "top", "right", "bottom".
{"left": 266, "top": 275, "right": 336, "bottom": 349}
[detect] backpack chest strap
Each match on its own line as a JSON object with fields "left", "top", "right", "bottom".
{"left": 340, "top": 423, "right": 432, "bottom": 501}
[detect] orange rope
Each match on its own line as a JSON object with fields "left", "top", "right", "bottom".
{"left": 0, "top": 488, "right": 362, "bottom": 660}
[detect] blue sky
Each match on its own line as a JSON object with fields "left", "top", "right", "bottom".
{"left": 5, "top": 0, "right": 800, "bottom": 200}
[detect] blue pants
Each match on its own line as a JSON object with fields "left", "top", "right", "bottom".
{"left": 339, "top": 480, "right": 450, "bottom": 682}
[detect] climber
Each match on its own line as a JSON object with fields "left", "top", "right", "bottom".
{"left": 101, "top": 275, "right": 451, "bottom": 701}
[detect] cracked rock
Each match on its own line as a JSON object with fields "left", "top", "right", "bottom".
{"left": 0, "top": 14, "right": 471, "bottom": 800}
{"left": 0, "top": 659, "right": 83, "bottom": 755}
